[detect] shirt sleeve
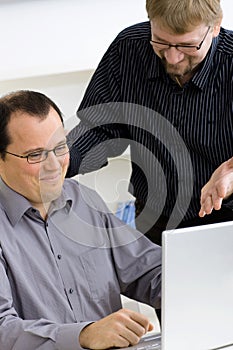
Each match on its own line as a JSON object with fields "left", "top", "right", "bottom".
{"left": 0, "top": 247, "right": 91, "bottom": 350}
{"left": 104, "top": 212, "right": 162, "bottom": 309}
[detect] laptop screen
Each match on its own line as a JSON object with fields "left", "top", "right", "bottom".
{"left": 162, "top": 221, "right": 233, "bottom": 350}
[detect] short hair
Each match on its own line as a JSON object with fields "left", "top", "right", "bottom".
{"left": 0, "top": 90, "right": 64, "bottom": 160}
{"left": 146, "top": 0, "right": 223, "bottom": 33}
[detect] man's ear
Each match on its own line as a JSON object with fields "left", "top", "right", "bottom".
{"left": 212, "top": 19, "right": 222, "bottom": 38}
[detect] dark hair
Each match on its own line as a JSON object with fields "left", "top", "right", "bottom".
{"left": 0, "top": 90, "right": 64, "bottom": 160}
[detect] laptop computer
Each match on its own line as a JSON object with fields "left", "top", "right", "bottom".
{"left": 121, "top": 221, "right": 233, "bottom": 350}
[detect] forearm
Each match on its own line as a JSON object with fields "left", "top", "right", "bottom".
{"left": 107, "top": 220, "right": 162, "bottom": 308}
{"left": 66, "top": 122, "right": 129, "bottom": 177}
{"left": 66, "top": 123, "right": 109, "bottom": 177}
{"left": 0, "top": 315, "right": 91, "bottom": 350}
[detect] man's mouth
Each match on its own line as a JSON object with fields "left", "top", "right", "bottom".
{"left": 39, "top": 173, "right": 61, "bottom": 182}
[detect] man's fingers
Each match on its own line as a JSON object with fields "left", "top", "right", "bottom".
{"left": 199, "top": 194, "right": 214, "bottom": 217}
{"left": 148, "top": 322, "right": 154, "bottom": 332}
{"left": 199, "top": 187, "right": 225, "bottom": 217}
{"left": 199, "top": 208, "right": 206, "bottom": 218}
{"left": 126, "top": 309, "right": 152, "bottom": 334}
{"left": 118, "top": 327, "right": 141, "bottom": 346}
{"left": 211, "top": 193, "right": 223, "bottom": 211}
{"left": 115, "top": 309, "right": 154, "bottom": 345}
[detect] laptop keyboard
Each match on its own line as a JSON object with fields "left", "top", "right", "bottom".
{"left": 122, "top": 334, "right": 161, "bottom": 350}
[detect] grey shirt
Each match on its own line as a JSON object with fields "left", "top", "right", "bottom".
{"left": 0, "top": 177, "right": 161, "bottom": 350}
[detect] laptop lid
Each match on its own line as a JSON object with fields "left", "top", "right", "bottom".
{"left": 162, "top": 221, "right": 233, "bottom": 350}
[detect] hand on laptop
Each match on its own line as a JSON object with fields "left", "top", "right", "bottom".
{"left": 79, "top": 308, "right": 154, "bottom": 349}
{"left": 199, "top": 158, "right": 233, "bottom": 217}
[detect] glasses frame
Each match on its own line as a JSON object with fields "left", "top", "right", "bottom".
{"left": 4, "top": 142, "right": 69, "bottom": 164}
{"left": 150, "top": 26, "right": 211, "bottom": 53}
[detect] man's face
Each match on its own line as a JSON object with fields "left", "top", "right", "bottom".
{"left": 150, "top": 21, "right": 220, "bottom": 78}
{"left": 0, "top": 108, "right": 69, "bottom": 212}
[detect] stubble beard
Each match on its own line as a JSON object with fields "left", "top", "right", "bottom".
{"left": 161, "top": 56, "right": 196, "bottom": 78}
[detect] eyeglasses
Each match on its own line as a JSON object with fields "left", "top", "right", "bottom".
{"left": 150, "top": 26, "right": 211, "bottom": 54}
{"left": 4, "top": 142, "right": 69, "bottom": 164}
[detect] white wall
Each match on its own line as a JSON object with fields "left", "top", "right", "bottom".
{"left": 0, "top": 0, "right": 147, "bottom": 123}
{"left": 0, "top": 70, "right": 94, "bottom": 131}
{"left": 220, "top": 0, "right": 233, "bottom": 28}
{"left": 0, "top": 0, "right": 147, "bottom": 81}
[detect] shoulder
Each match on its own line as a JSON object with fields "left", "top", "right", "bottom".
{"left": 105, "top": 21, "right": 152, "bottom": 62}
{"left": 115, "top": 21, "right": 151, "bottom": 42}
{"left": 63, "top": 178, "right": 110, "bottom": 213}
{"left": 216, "top": 27, "right": 233, "bottom": 55}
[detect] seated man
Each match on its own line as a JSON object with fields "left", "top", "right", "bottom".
{"left": 0, "top": 90, "right": 161, "bottom": 350}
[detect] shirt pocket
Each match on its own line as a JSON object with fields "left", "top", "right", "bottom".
{"left": 79, "top": 248, "right": 120, "bottom": 301}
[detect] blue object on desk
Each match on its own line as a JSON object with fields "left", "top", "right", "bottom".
{"left": 115, "top": 200, "right": 136, "bottom": 229}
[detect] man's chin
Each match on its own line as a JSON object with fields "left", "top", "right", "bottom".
{"left": 40, "top": 188, "right": 63, "bottom": 205}
{"left": 162, "top": 59, "right": 191, "bottom": 77}
{"left": 166, "top": 66, "right": 187, "bottom": 76}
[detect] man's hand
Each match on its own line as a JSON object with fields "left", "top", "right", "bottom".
{"left": 199, "top": 158, "right": 233, "bottom": 217}
{"left": 79, "top": 308, "right": 154, "bottom": 349}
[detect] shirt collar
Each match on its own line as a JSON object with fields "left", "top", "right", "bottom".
{"left": 191, "top": 35, "right": 219, "bottom": 89}
{"left": 0, "top": 177, "right": 73, "bottom": 226}
{"left": 147, "top": 35, "right": 219, "bottom": 90}
{"left": 147, "top": 51, "right": 165, "bottom": 81}
{"left": 48, "top": 188, "right": 73, "bottom": 216}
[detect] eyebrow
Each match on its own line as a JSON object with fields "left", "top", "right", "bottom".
{"left": 21, "top": 139, "right": 67, "bottom": 155}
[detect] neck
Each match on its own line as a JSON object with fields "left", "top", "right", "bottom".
{"left": 31, "top": 202, "right": 50, "bottom": 220}
{"left": 172, "top": 62, "right": 202, "bottom": 87}
{"left": 172, "top": 71, "right": 194, "bottom": 87}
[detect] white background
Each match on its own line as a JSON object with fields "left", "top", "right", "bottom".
{"left": 0, "top": 0, "right": 147, "bottom": 80}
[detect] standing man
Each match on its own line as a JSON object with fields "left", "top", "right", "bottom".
{"left": 0, "top": 90, "right": 161, "bottom": 350}
{"left": 67, "top": 0, "right": 233, "bottom": 245}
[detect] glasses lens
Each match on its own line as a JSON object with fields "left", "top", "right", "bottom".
{"left": 28, "top": 151, "right": 45, "bottom": 163}
{"left": 151, "top": 41, "right": 197, "bottom": 54}
{"left": 54, "top": 143, "right": 69, "bottom": 157}
{"left": 27, "top": 144, "right": 69, "bottom": 163}
{"left": 178, "top": 46, "right": 197, "bottom": 54}
{"left": 151, "top": 42, "right": 169, "bottom": 50}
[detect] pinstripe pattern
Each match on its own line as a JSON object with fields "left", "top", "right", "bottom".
{"left": 67, "top": 21, "right": 233, "bottom": 222}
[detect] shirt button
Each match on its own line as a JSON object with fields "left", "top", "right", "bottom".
{"left": 69, "top": 288, "right": 74, "bottom": 294}
{"left": 57, "top": 254, "right": 62, "bottom": 260}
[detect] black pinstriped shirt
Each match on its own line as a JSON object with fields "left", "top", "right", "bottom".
{"left": 67, "top": 21, "right": 233, "bottom": 224}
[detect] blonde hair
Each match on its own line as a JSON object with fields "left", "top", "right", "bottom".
{"left": 146, "top": 0, "right": 223, "bottom": 33}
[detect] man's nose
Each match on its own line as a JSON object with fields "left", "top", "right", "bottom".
{"left": 164, "top": 47, "right": 184, "bottom": 65}
{"left": 44, "top": 150, "right": 60, "bottom": 168}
